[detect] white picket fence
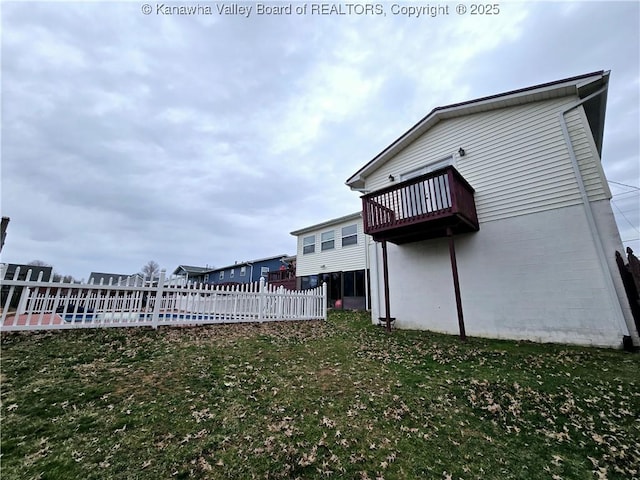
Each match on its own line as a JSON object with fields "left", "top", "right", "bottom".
{"left": 0, "top": 268, "right": 327, "bottom": 332}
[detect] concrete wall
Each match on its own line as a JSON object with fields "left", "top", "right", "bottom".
{"left": 370, "top": 201, "right": 634, "bottom": 347}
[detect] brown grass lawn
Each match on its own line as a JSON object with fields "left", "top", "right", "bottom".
{"left": 1, "top": 311, "right": 639, "bottom": 479}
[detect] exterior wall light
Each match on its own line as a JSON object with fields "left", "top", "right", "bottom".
{"left": 458, "top": 148, "right": 466, "bottom": 157}
{"left": 388, "top": 175, "right": 395, "bottom": 182}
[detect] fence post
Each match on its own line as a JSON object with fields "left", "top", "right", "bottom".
{"left": 258, "top": 277, "right": 265, "bottom": 322}
{"left": 17, "top": 287, "right": 30, "bottom": 314}
{"left": 322, "top": 282, "right": 328, "bottom": 321}
{"left": 277, "top": 286, "right": 284, "bottom": 320}
{"left": 151, "top": 270, "right": 166, "bottom": 329}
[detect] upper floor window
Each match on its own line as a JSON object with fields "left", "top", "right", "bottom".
{"left": 321, "top": 230, "right": 335, "bottom": 251}
{"left": 303, "top": 235, "right": 315, "bottom": 254}
{"left": 230, "top": 269, "right": 235, "bottom": 279}
{"left": 219, "top": 271, "right": 224, "bottom": 280}
{"left": 341, "top": 224, "right": 358, "bottom": 247}
{"left": 240, "top": 266, "right": 246, "bottom": 276}
{"left": 260, "top": 266, "right": 269, "bottom": 276}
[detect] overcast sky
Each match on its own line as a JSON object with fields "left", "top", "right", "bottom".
{"left": 1, "top": 0, "right": 638, "bottom": 280}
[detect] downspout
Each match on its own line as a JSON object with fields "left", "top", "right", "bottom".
{"left": 558, "top": 86, "right": 640, "bottom": 346}
{"left": 381, "top": 240, "right": 393, "bottom": 332}
{"left": 369, "top": 236, "right": 382, "bottom": 320}
{"left": 247, "top": 263, "right": 253, "bottom": 283}
{"left": 364, "top": 232, "right": 370, "bottom": 310}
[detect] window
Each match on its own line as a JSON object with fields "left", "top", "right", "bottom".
{"left": 219, "top": 271, "right": 224, "bottom": 280}
{"left": 301, "top": 275, "right": 319, "bottom": 290}
{"left": 303, "top": 235, "right": 315, "bottom": 254}
{"left": 260, "top": 266, "right": 269, "bottom": 276}
{"left": 204, "top": 274, "right": 210, "bottom": 283}
{"left": 321, "top": 230, "right": 335, "bottom": 251}
{"left": 341, "top": 224, "right": 358, "bottom": 247}
{"left": 230, "top": 269, "right": 235, "bottom": 279}
{"left": 240, "top": 266, "right": 246, "bottom": 276}
{"left": 343, "top": 270, "right": 366, "bottom": 297}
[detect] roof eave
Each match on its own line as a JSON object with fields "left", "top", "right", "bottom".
{"left": 290, "top": 212, "right": 362, "bottom": 236}
{"left": 208, "top": 254, "right": 290, "bottom": 273}
{"left": 345, "top": 70, "right": 607, "bottom": 188}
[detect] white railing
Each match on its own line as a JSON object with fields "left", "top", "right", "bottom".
{"left": 0, "top": 268, "right": 327, "bottom": 332}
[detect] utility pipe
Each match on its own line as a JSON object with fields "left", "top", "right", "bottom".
{"left": 558, "top": 80, "right": 639, "bottom": 346}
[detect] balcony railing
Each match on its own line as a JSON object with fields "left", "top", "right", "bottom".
{"left": 362, "top": 166, "right": 479, "bottom": 244}
{"left": 267, "top": 270, "right": 297, "bottom": 290}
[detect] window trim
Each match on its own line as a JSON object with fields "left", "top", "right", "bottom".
{"left": 303, "top": 235, "right": 315, "bottom": 255}
{"left": 321, "top": 230, "right": 335, "bottom": 251}
{"left": 341, "top": 224, "right": 358, "bottom": 247}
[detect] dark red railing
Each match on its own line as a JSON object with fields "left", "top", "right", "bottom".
{"left": 267, "top": 270, "right": 297, "bottom": 290}
{"left": 362, "top": 166, "right": 478, "bottom": 238}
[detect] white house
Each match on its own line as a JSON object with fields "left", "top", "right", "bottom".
{"left": 346, "top": 70, "right": 639, "bottom": 348}
{"left": 291, "top": 212, "right": 370, "bottom": 309}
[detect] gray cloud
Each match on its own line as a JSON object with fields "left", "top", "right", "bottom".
{"left": 2, "top": 1, "right": 638, "bottom": 278}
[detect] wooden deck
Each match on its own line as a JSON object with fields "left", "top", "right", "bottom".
{"left": 267, "top": 270, "right": 297, "bottom": 290}
{"left": 362, "top": 166, "right": 479, "bottom": 244}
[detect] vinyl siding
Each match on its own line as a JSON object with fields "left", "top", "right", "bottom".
{"left": 208, "top": 259, "right": 286, "bottom": 284}
{"left": 363, "top": 96, "right": 607, "bottom": 223}
{"left": 564, "top": 106, "right": 610, "bottom": 201}
{"left": 295, "top": 217, "right": 368, "bottom": 276}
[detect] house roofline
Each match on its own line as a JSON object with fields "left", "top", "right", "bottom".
{"left": 290, "top": 212, "right": 362, "bottom": 236}
{"left": 89, "top": 271, "right": 143, "bottom": 278}
{"left": 205, "top": 254, "right": 290, "bottom": 273}
{"left": 172, "top": 265, "right": 211, "bottom": 275}
{"left": 345, "top": 70, "right": 609, "bottom": 189}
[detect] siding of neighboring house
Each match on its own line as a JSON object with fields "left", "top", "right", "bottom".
{"left": 363, "top": 98, "right": 609, "bottom": 224}
{"left": 207, "top": 256, "right": 288, "bottom": 285}
{"left": 292, "top": 213, "right": 370, "bottom": 309}
{"left": 294, "top": 214, "right": 367, "bottom": 277}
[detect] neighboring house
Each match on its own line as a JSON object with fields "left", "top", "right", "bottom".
{"left": 266, "top": 255, "right": 297, "bottom": 290}
{"left": 346, "top": 70, "right": 639, "bottom": 348}
{"left": 88, "top": 272, "right": 144, "bottom": 286}
{"left": 291, "top": 212, "right": 370, "bottom": 310}
{"left": 1, "top": 263, "right": 52, "bottom": 282}
{"left": 1, "top": 263, "right": 53, "bottom": 309}
{"left": 172, "top": 265, "right": 212, "bottom": 284}
{"left": 205, "top": 254, "right": 290, "bottom": 286}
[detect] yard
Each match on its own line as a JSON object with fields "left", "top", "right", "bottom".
{"left": 1, "top": 311, "right": 638, "bottom": 479}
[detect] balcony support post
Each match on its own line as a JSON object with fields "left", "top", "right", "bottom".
{"left": 447, "top": 227, "right": 467, "bottom": 341}
{"left": 381, "top": 240, "right": 393, "bottom": 333}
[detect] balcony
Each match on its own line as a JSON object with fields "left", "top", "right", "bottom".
{"left": 267, "top": 270, "right": 297, "bottom": 290}
{"left": 362, "top": 166, "right": 479, "bottom": 244}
